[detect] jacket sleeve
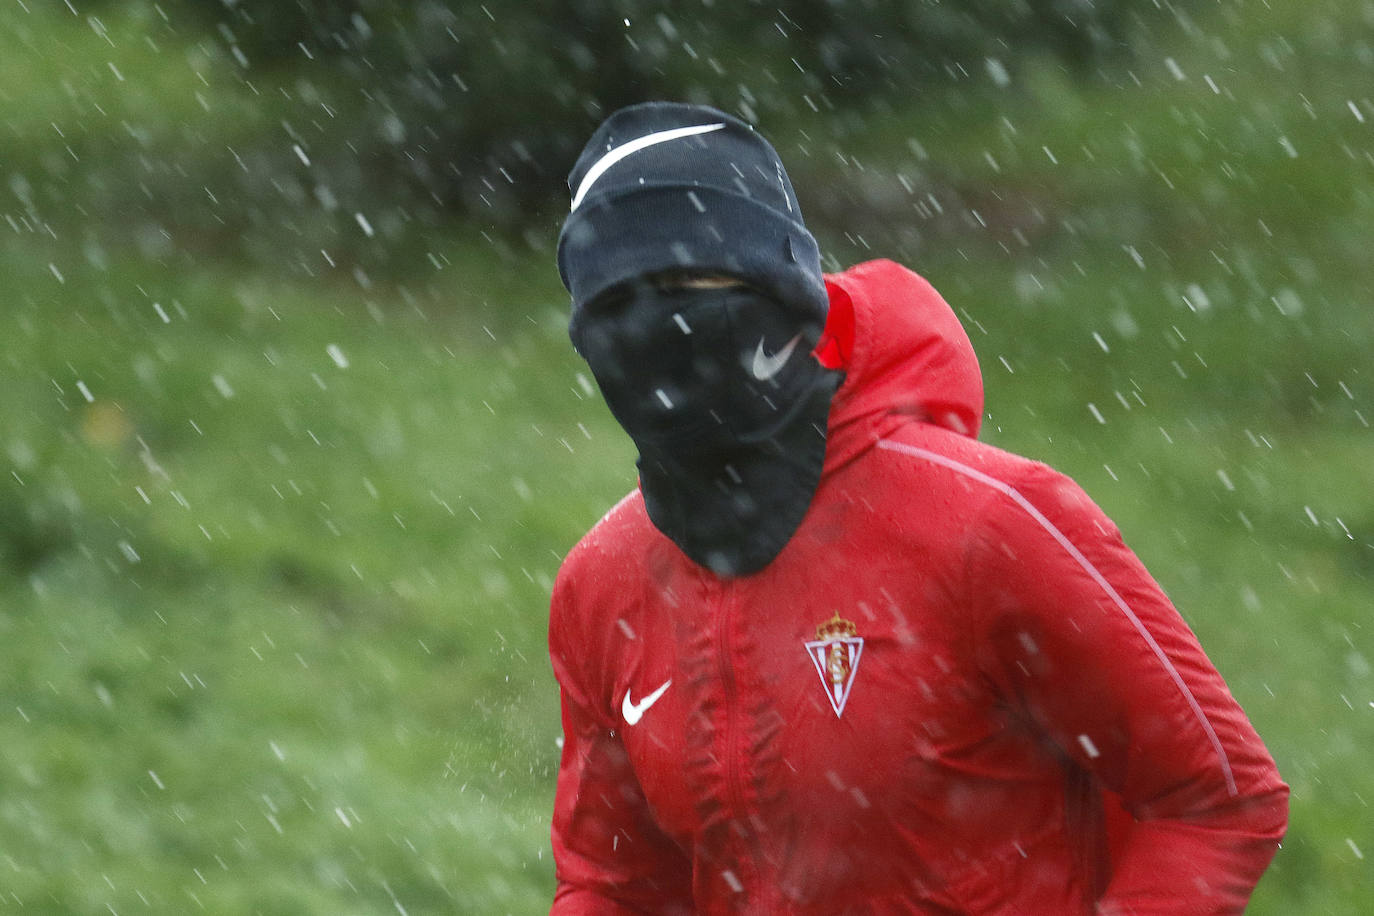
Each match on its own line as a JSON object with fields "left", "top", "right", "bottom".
{"left": 548, "top": 571, "right": 694, "bottom": 914}
{"left": 969, "top": 463, "right": 1288, "bottom": 915}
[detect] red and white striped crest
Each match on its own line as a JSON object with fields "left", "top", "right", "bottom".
{"left": 804, "top": 613, "right": 864, "bottom": 718}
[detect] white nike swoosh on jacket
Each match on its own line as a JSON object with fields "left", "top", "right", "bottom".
{"left": 621, "top": 679, "right": 672, "bottom": 725}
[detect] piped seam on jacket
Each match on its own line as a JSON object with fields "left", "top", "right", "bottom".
{"left": 875, "top": 438, "right": 1238, "bottom": 797}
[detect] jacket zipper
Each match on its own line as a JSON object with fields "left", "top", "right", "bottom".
{"left": 714, "top": 581, "right": 755, "bottom": 901}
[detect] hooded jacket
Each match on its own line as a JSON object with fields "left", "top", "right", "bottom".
{"left": 548, "top": 259, "right": 1288, "bottom": 914}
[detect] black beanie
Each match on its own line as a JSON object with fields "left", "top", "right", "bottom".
{"left": 557, "top": 102, "right": 827, "bottom": 322}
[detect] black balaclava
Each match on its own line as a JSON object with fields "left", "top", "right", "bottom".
{"left": 558, "top": 102, "right": 841, "bottom": 576}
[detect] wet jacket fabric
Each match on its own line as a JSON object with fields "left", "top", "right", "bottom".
{"left": 548, "top": 259, "right": 1288, "bottom": 914}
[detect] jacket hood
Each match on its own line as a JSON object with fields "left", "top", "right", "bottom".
{"left": 815, "top": 259, "right": 983, "bottom": 472}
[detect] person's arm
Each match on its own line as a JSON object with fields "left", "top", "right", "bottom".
{"left": 970, "top": 463, "right": 1288, "bottom": 914}
{"left": 548, "top": 576, "right": 693, "bottom": 914}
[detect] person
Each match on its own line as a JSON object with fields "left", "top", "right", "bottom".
{"left": 547, "top": 101, "right": 1288, "bottom": 914}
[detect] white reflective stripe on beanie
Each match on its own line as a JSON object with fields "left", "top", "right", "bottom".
{"left": 570, "top": 122, "right": 726, "bottom": 211}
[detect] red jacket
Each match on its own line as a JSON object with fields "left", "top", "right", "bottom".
{"left": 549, "top": 259, "right": 1288, "bottom": 914}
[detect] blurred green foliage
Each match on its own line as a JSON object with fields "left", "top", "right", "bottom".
{"left": 4, "top": 0, "right": 1188, "bottom": 279}
{"left": 175, "top": 0, "right": 1149, "bottom": 225}
{"left": 1, "top": 0, "right": 1372, "bottom": 912}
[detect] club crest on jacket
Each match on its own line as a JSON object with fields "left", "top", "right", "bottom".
{"left": 805, "top": 613, "right": 864, "bottom": 718}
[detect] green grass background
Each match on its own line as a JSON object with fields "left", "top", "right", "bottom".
{"left": 2, "top": 1, "right": 1372, "bottom": 912}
